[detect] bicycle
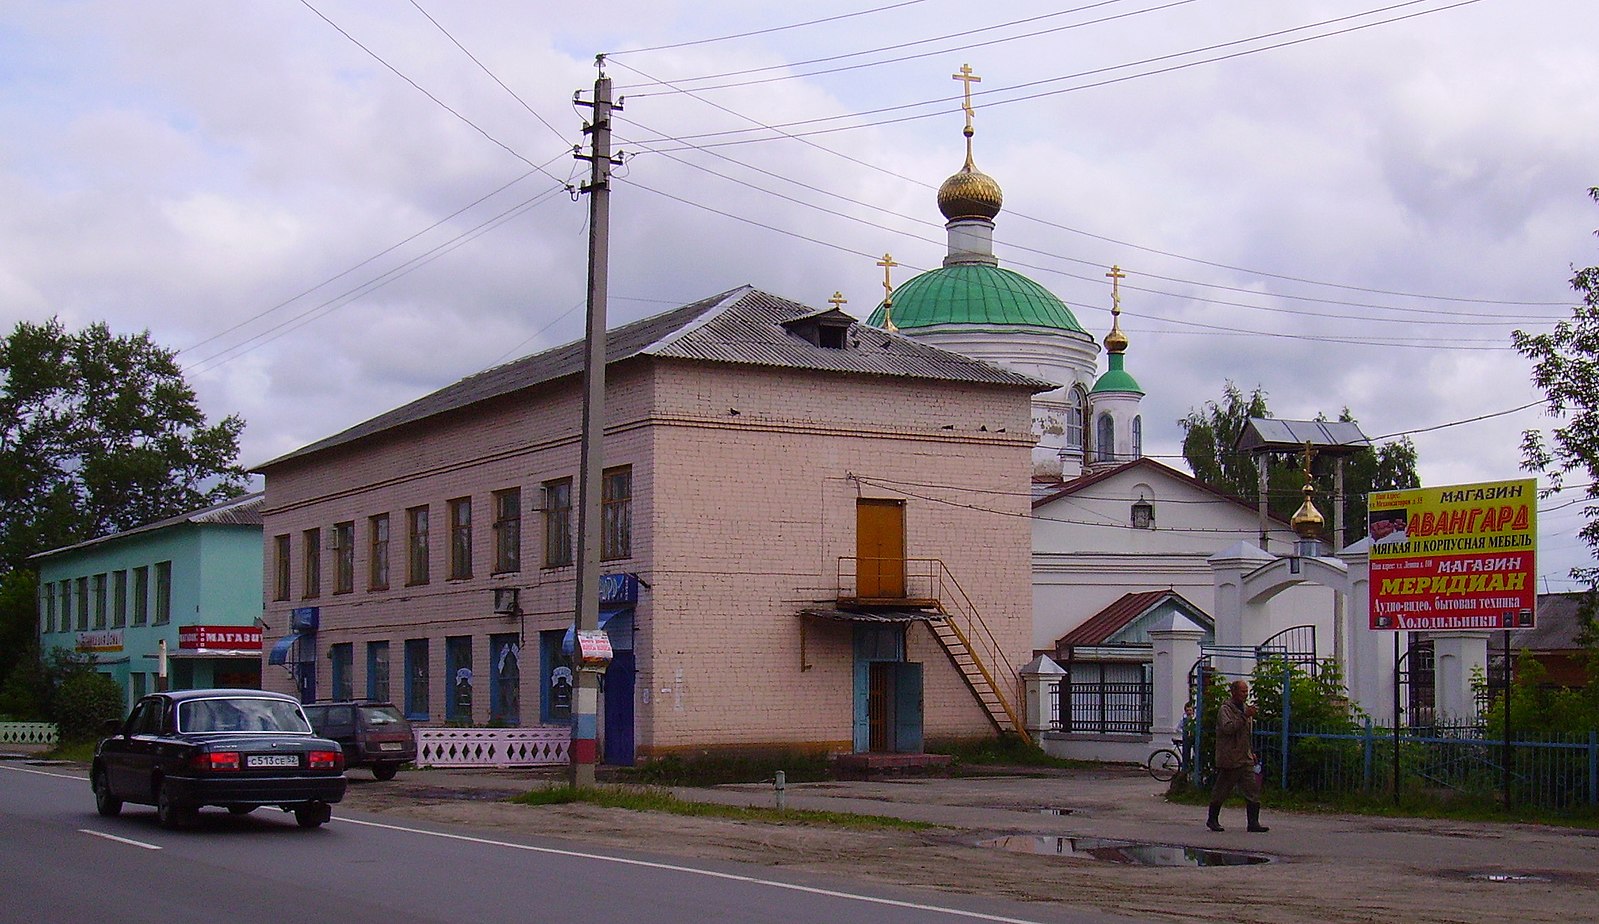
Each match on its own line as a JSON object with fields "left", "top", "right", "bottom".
{"left": 1145, "top": 740, "right": 1189, "bottom": 783}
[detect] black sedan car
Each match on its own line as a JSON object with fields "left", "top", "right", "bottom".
{"left": 92, "top": 689, "right": 347, "bottom": 829}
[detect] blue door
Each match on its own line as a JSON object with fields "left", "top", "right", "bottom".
{"left": 603, "top": 650, "right": 635, "bottom": 766}
{"left": 893, "top": 662, "right": 923, "bottom": 753}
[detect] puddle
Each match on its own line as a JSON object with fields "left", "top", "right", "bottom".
{"left": 25, "top": 760, "right": 72, "bottom": 767}
{"left": 1467, "top": 873, "right": 1552, "bottom": 883}
{"left": 978, "top": 835, "right": 1271, "bottom": 867}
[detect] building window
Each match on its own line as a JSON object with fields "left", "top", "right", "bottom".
{"left": 93, "top": 573, "right": 107, "bottom": 629}
{"left": 332, "top": 521, "right": 355, "bottom": 594}
{"left": 57, "top": 581, "right": 70, "bottom": 633}
{"left": 76, "top": 577, "right": 89, "bottom": 631}
{"left": 601, "top": 466, "right": 632, "bottom": 561}
{"left": 132, "top": 568, "right": 148, "bottom": 626}
{"left": 445, "top": 635, "right": 473, "bottom": 723}
{"left": 329, "top": 643, "right": 354, "bottom": 701}
{"left": 539, "top": 630, "right": 573, "bottom": 723}
{"left": 448, "top": 497, "right": 473, "bottom": 580}
{"left": 1065, "top": 385, "right": 1087, "bottom": 451}
{"left": 1096, "top": 414, "right": 1115, "bottom": 463}
{"left": 1132, "top": 415, "right": 1143, "bottom": 459}
{"left": 112, "top": 570, "right": 127, "bottom": 628}
{"left": 273, "top": 534, "right": 291, "bottom": 601}
{"left": 302, "top": 528, "right": 321, "bottom": 598}
{"left": 407, "top": 506, "right": 430, "bottom": 586}
{"left": 154, "top": 561, "right": 172, "bottom": 625}
{"left": 404, "top": 638, "right": 430, "bottom": 721}
{"left": 490, "top": 633, "right": 521, "bottom": 726}
{"left": 1132, "top": 498, "right": 1155, "bottom": 530}
{"left": 493, "top": 488, "right": 521, "bottom": 574}
{"left": 369, "top": 514, "right": 390, "bottom": 590}
{"left": 367, "top": 641, "right": 390, "bottom": 702}
{"left": 40, "top": 585, "right": 55, "bottom": 634}
{"left": 542, "top": 479, "right": 572, "bottom": 568}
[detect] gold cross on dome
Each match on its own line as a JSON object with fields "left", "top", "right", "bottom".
{"left": 876, "top": 253, "right": 899, "bottom": 331}
{"left": 1301, "top": 441, "right": 1316, "bottom": 481}
{"left": 953, "top": 64, "right": 981, "bottom": 128}
{"left": 1106, "top": 265, "right": 1126, "bottom": 315}
{"left": 828, "top": 291, "right": 848, "bottom": 309}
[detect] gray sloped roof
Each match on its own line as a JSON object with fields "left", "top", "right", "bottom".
{"left": 29, "top": 491, "right": 265, "bottom": 561}
{"left": 259, "top": 286, "right": 1052, "bottom": 470}
{"left": 1235, "top": 418, "right": 1372, "bottom": 456}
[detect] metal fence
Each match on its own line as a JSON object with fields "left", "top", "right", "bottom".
{"left": 1245, "top": 720, "right": 1599, "bottom": 810}
{"left": 1052, "top": 681, "right": 1152, "bottom": 735}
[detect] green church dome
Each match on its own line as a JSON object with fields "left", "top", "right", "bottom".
{"left": 1090, "top": 352, "right": 1143, "bottom": 395}
{"left": 866, "top": 264, "right": 1085, "bottom": 333}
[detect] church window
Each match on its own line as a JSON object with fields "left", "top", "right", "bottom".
{"left": 1096, "top": 414, "right": 1115, "bottom": 462}
{"left": 1132, "top": 415, "right": 1143, "bottom": 459}
{"left": 1065, "top": 386, "right": 1087, "bottom": 451}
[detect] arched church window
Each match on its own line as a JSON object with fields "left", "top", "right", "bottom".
{"left": 1096, "top": 414, "right": 1114, "bottom": 462}
{"left": 1132, "top": 415, "right": 1143, "bottom": 459}
{"left": 1065, "top": 385, "right": 1087, "bottom": 451}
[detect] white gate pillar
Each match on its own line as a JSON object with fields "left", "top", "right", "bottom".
{"left": 1434, "top": 632, "right": 1490, "bottom": 722}
{"left": 1150, "top": 623, "right": 1205, "bottom": 741}
{"left": 1208, "top": 541, "right": 1276, "bottom": 653}
{"left": 1340, "top": 545, "right": 1395, "bottom": 724}
{"left": 1020, "top": 654, "right": 1066, "bottom": 735}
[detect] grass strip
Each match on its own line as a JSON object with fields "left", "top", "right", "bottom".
{"left": 1164, "top": 779, "right": 1599, "bottom": 828}
{"left": 512, "top": 784, "right": 934, "bottom": 831}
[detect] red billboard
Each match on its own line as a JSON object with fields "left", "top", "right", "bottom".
{"left": 1367, "top": 478, "right": 1537, "bottom": 631}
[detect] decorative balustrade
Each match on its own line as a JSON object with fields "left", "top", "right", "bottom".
{"left": 414, "top": 726, "right": 569, "bottom": 768}
{"left": 0, "top": 722, "right": 59, "bottom": 746}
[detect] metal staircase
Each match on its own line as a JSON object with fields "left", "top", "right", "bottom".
{"left": 927, "top": 601, "right": 1029, "bottom": 744}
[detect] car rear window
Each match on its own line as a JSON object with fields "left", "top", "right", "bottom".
{"left": 179, "top": 698, "right": 313, "bottom": 734}
{"left": 358, "top": 705, "right": 407, "bottom": 728}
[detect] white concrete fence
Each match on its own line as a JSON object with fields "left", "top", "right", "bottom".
{"left": 0, "top": 722, "right": 59, "bottom": 747}
{"left": 414, "top": 726, "right": 569, "bottom": 768}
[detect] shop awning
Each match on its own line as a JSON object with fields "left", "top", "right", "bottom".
{"left": 560, "top": 605, "right": 635, "bottom": 655}
{"left": 267, "top": 632, "right": 306, "bottom": 666}
{"left": 798, "top": 606, "right": 944, "bottom": 623}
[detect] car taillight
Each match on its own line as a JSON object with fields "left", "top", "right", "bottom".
{"left": 193, "top": 751, "right": 240, "bottom": 771}
{"left": 308, "top": 750, "right": 343, "bottom": 771}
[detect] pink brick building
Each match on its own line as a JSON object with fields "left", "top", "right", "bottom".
{"left": 256, "top": 287, "right": 1046, "bottom": 762}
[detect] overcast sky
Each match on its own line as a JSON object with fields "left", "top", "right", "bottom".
{"left": 3, "top": 0, "right": 1596, "bottom": 587}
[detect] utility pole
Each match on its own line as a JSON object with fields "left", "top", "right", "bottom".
{"left": 569, "top": 56, "right": 621, "bottom": 788}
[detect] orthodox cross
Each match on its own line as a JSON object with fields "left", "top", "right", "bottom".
{"left": 1106, "top": 264, "right": 1126, "bottom": 316}
{"left": 876, "top": 253, "right": 899, "bottom": 331}
{"left": 1300, "top": 441, "right": 1317, "bottom": 487}
{"left": 952, "top": 64, "right": 981, "bottom": 161}
{"left": 828, "top": 291, "right": 848, "bottom": 309}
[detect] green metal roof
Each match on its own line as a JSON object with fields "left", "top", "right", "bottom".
{"left": 1090, "top": 352, "right": 1143, "bottom": 395}
{"left": 866, "top": 264, "right": 1084, "bottom": 333}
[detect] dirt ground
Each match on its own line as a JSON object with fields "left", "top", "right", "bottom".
{"left": 337, "top": 765, "right": 1599, "bottom": 924}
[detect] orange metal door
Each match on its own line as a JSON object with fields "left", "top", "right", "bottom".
{"left": 856, "top": 499, "right": 905, "bottom": 598}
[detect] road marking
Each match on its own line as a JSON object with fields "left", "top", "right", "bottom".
{"left": 0, "top": 764, "right": 86, "bottom": 782}
{"left": 79, "top": 828, "right": 162, "bottom": 851}
{"left": 336, "top": 816, "right": 1053, "bottom": 924}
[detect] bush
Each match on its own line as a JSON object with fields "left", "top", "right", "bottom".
{"left": 54, "top": 671, "right": 124, "bottom": 742}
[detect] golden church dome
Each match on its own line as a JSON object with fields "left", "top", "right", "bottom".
{"left": 1103, "top": 324, "right": 1129, "bottom": 354}
{"left": 1291, "top": 485, "right": 1325, "bottom": 539}
{"left": 937, "top": 159, "right": 1004, "bottom": 222}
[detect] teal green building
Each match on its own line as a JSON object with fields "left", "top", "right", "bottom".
{"left": 31, "top": 493, "right": 265, "bottom": 707}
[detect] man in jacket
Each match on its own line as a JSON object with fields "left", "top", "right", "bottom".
{"left": 1207, "top": 679, "right": 1269, "bottom": 832}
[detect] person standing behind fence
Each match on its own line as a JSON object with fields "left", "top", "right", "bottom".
{"left": 1207, "top": 679, "right": 1269, "bottom": 833}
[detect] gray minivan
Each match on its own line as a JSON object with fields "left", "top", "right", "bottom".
{"left": 300, "top": 701, "right": 417, "bottom": 780}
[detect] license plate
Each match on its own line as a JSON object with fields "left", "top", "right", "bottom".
{"left": 379, "top": 742, "right": 403, "bottom": 751}
{"left": 246, "top": 754, "right": 300, "bottom": 768}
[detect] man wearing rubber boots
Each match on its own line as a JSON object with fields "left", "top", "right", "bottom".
{"left": 1207, "top": 679, "right": 1269, "bottom": 833}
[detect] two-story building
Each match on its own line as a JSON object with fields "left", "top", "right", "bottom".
{"left": 32, "top": 493, "right": 266, "bottom": 706}
{"left": 255, "top": 286, "right": 1048, "bottom": 763}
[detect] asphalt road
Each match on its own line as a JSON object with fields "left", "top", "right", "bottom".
{"left": 0, "top": 762, "right": 1138, "bottom": 924}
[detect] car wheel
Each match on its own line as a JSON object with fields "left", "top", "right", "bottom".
{"left": 93, "top": 768, "right": 122, "bottom": 817}
{"left": 156, "top": 779, "right": 193, "bottom": 830}
{"left": 226, "top": 805, "right": 257, "bottom": 816}
{"left": 372, "top": 762, "right": 399, "bottom": 781}
{"left": 294, "top": 802, "right": 331, "bottom": 829}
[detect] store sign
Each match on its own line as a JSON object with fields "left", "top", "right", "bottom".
{"left": 76, "top": 630, "right": 123, "bottom": 652}
{"left": 178, "top": 625, "right": 263, "bottom": 650}
{"left": 1367, "top": 478, "right": 1537, "bottom": 631}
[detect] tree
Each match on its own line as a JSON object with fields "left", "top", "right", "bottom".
{"left": 1513, "top": 187, "right": 1599, "bottom": 590}
{"left": 1180, "top": 381, "right": 1419, "bottom": 533}
{"left": 0, "top": 318, "right": 249, "bottom": 684}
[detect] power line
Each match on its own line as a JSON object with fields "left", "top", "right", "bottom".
{"left": 606, "top": 0, "right": 934, "bottom": 56}
{"left": 298, "top": 0, "right": 571, "bottom": 184}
